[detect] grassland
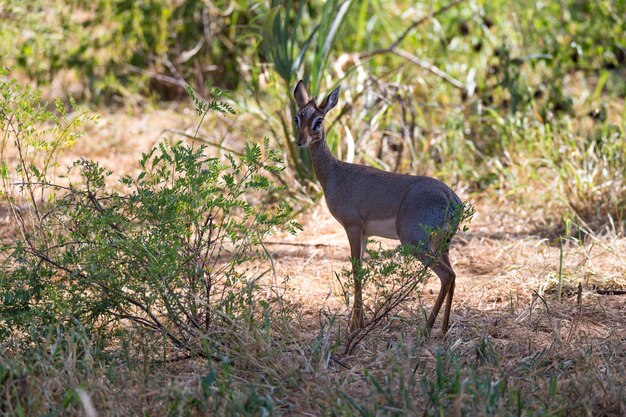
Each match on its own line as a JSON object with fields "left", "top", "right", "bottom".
{"left": 1, "top": 0, "right": 625, "bottom": 416}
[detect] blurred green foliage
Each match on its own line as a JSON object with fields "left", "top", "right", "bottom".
{"left": 1, "top": 0, "right": 625, "bottom": 228}
{"left": 1, "top": 0, "right": 256, "bottom": 100}
{"left": 2, "top": 1, "right": 623, "bottom": 101}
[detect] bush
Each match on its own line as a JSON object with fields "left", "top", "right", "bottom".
{"left": 0, "top": 69, "right": 300, "bottom": 359}
{"left": 2, "top": 139, "right": 300, "bottom": 355}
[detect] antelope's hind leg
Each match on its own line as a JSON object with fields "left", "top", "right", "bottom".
{"left": 426, "top": 253, "right": 455, "bottom": 333}
{"left": 397, "top": 200, "right": 456, "bottom": 333}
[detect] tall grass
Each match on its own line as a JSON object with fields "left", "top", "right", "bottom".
{"left": 263, "top": 0, "right": 353, "bottom": 183}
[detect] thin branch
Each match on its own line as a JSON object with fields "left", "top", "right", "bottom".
{"left": 356, "top": 0, "right": 468, "bottom": 92}
{"left": 359, "top": 0, "right": 468, "bottom": 59}
{"left": 126, "top": 64, "right": 187, "bottom": 89}
{"left": 344, "top": 263, "right": 429, "bottom": 355}
{"left": 261, "top": 241, "right": 336, "bottom": 248}
{"left": 330, "top": 354, "right": 350, "bottom": 369}
{"left": 592, "top": 287, "right": 626, "bottom": 295}
{"left": 391, "top": 0, "right": 467, "bottom": 50}
{"left": 110, "top": 312, "right": 161, "bottom": 330}
{"left": 176, "top": 38, "right": 206, "bottom": 64}
{"left": 156, "top": 128, "right": 242, "bottom": 155}
{"left": 23, "top": 244, "right": 189, "bottom": 352}
{"left": 161, "top": 52, "right": 186, "bottom": 85}
{"left": 144, "top": 354, "right": 194, "bottom": 365}
{"left": 12, "top": 181, "right": 74, "bottom": 192}
{"left": 1, "top": 108, "right": 41, "bottom": 222}
{"left": 392, "top": 48, "right": 465, "bottom": 91}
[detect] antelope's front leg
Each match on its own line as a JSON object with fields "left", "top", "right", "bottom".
{"left": 346, "top": 226, "right": 365, "bottom": 331}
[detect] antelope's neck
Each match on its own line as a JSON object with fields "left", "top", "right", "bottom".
{"left": 309, "top": 132, "right": 338, "bottom": 189}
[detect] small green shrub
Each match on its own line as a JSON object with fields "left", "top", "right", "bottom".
{"left": 2, "top": 139, "right": 300, "bottom": 356}
{"left": 1, "top": 70, "right": 301, "bottom": 360}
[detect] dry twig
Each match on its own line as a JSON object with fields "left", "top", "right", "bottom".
{"left": 356, "top": 0, "right": 468, "bottom": 92}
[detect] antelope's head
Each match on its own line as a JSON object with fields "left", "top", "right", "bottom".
{"left": 292, "top": 80, "right": 340, "bottom": 148}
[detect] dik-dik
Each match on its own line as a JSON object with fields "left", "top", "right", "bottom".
{"left": 293, "top": 80, "right": 462, "bottom": 333}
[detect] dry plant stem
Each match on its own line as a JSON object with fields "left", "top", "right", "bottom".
{"left": 359, "top": 0, "right": 468, "bottom": 57}
{"left": 126, "top": 64, "right": 187, "bottom": 89}
{"left": 344, "top": 262, "right": 430, "bottom": 356}
{"left": 157, "top": 128, "right": 242, "bottom": 155}
{"left": 564, "top": 286, "right": 584, "bottom": 344}
{"left": 392, "top": 49, "right": 465, "bottom": 91}
{"left": 394, "top": 0, "right": 469, "bottom": 50}
{"left": 530, "top": 290, "right": 561, "bottom": 345}
{"left": 204, "top": 215, "right": 214, "bottom": 331}
{"left": 262, "top": 241, "right": 335, "bottom": 248}
{"left": 594, "top": 288, "right": 626, "bottom": 295}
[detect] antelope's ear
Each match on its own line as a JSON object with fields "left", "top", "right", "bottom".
{"left": 293, "top": 80, "right": 309, "bottom": 109}
{"left": 319, "top": 85, "right": 340, "bottom": 114}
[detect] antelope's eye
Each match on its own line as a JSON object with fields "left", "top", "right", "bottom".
{"left": 294, "top": 116, "right": 300, "bottom": 128}
{"left": 312, "top": 118, "right": 323, "bottom": 132}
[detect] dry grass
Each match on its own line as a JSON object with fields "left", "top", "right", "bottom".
{"left": 252, "top": 196, "right": 626, "bottom": 415}
{"left": 1, "top": 108, "right": 625, "bottom": 416}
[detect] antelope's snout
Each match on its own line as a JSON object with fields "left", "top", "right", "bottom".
{"left": 296, "top": 128, "right": 312, "bottom": 148}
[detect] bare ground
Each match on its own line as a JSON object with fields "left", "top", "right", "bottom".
{"left": 270, "top": 196, "right": 626, "bottom": 350}
{"left": 259, "top": 197, "right": 625, "bottom": 414}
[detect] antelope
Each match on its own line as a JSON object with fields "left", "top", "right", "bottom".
{"left": 293, "top": 80, "right": 463, "bottom": 333}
